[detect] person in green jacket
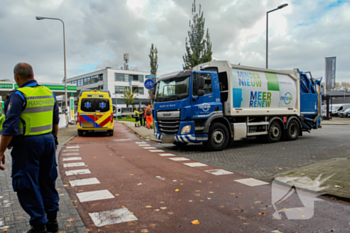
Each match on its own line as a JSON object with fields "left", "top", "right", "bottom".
{"left": 134, "top": 107, "right": 140, "bottom": 127}
{"left": 0, "top": 109, "right": 5, "bottom": 134}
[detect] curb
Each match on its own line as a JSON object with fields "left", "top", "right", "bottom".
{"left": 119, "top": 122, "right": 161, "bottom": 143}
{"left": 273, "top": 177, "right": 350, "bottom": 203}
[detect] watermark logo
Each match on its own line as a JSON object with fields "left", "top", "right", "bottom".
{"left": 272, "top": 173, "right": 333, "bottom": 220}
{"left": 280, "top": 92, "right": 293, "bottom": 105}
{"left": 199, "top": 103, "right": 210, "bottom": 112}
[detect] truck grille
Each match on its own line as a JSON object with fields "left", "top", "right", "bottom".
{"left": 158, "top": 119, "right": 180, "bottom": 135}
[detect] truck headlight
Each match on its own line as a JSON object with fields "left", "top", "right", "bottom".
{"left": 181, "top": 125, "right": 191, "bottom": 134}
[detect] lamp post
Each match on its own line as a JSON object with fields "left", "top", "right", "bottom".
{"left": 266, "top": 3, "right": 288, "bottom": 69}
{"left": 36, "top": 16, "right": 68, "bottom": 128}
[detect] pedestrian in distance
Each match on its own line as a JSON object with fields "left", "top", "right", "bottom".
{"left": 146, "top": 105, "right": 153, "bottom": 129}
{"left": 139, "top": 107, "right": 144, "bottom": 126}
{"left": 0, "top": 63, "right": 60, "bottom": 233}
{"left": 134, "top": 107, "right": 140, "bottom": 127}
{"left": 0, "top": 106, "right": 5, "bottom": 134}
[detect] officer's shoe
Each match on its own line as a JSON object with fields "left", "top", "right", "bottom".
{"left": 46, "top": 219, "right": 58, "bottom": 233}
{"left": 27, "top": 225, "right": 47, "bottom": 233}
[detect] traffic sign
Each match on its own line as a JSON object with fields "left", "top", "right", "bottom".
{"left": 145, "top": 75, "right": 155, "bottom": 79}
{"left": 144, "top": 79, "right": 155, "bottom": 90}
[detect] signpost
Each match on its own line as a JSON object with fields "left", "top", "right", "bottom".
{"left": 145, "top": 75, "right": 155, "bottom": 79}
{"left": 70, "top": 94, "right": 74, "bottom": 121}
{"left": 144, "top": 79, "right": 155, "bottom": 90}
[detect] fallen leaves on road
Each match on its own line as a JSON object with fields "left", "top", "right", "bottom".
{"left": 154, "top": 209, "right": 160, "bottom": 211}
{"left": 175, "top": 189, "right": 179, "bottom": 192}
{"left": 66, "top": 224, "right": 72, "bottom": 227}
{"left": 254, "top": 201, "right": 262, "bottom": 204}
{"left": 137, "top": 183, "right": 142, "bottom": 186}
{"left": 129, "top": 174, "right": 134, "bottom": 176}
{"left": 149, "top": 224, "right": 156, "bottom": 227}
{"left": 128, "top": 221, "right": 137, "bottom": 226}
{"left": 141, "top": 229, "right": 149, "bottom": 232}
{"left": 159, "top": 201, "right": 164, "bottom": 203}
{"left": 145, "top": 205, "right": 152, "bottom": 208}
{"left": 191, "top": 220, "right": 200, "bottom": 225}
{"left": 238, "top": 216, "right": 246, "bottom": 220}
{"left": 207, "top": 198, "right": 211, "bottom": 200}
{"left": 195, "top": 190, "right": 200, "bottom": 192}
{"left": 167, "top": 212, "right": 174, "bottom": 215}
{"left": 194, "top": 194, "right": 200, "bottom": 197}
{"left": 160, "top": 207, "right": 167, "bottom": 210}
{"left": 115, "top": 194, "right": 119, "bottom": 196}
{"left": 209, "top": 191, "right": 214, "bottom": 194}
{"left": 63, "top": 184, "right": 69, "bottom": 187}
{"left": 67, "top": 218, "right": 75, "bottom": 222}
{"left": 233, "top": 208, "right": 239, "bottom": 211}
{"left": 259, "top": 213, "right": 265, "bottom": 216}
{"left": 189, "top": 200, "right": 193, "bottom": 202}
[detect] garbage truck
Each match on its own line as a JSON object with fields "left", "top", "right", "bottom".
{"left": 153, "top": 60, "right": 322, "bottom": 151}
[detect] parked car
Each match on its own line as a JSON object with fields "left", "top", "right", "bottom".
{"left": 338, "top": 108, "right": 350, "bottom": 118}
{"left": 331, "top": 104, "right": 350, "bottom": 116}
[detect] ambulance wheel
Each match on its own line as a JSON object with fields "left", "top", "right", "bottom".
{"left": 108, "top": 130, "right": 114, "bottom": 136}
{"left": 286, "top": 119, "right": 299, "bottom": 141}
{"left": 267, "top": 121, "right": 282, "bottom": 143}
{"left": 207, "top": 122, "right": 229, "bottom": 151}
{"left": 78, "top": 130, "right": 84, "bottom": 136}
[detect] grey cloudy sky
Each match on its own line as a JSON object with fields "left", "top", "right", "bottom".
{"left": 0, "top": 0, "right": 349, "bottom": 84}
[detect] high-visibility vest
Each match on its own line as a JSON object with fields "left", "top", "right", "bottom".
{"left": 134, "top": 110, "right": 139, "bottom": 117}
{"left": 17, "top": 85, "right": 55, "bottom": 136}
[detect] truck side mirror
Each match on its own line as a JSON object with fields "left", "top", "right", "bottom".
{"left": 198, "top": 90, "right": 204, "bottom": 97}
{"left": 198, "top": 76, "right": 205, "bottom": 89}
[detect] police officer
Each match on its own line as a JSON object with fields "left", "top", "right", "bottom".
{"left": 0, "top": 63, "right": 60, "bottom": 233}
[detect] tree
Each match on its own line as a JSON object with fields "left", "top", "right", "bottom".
{"left": 183, "top": 0, "right": 213, "bottom": 69}
{"left": 149, "top": 44, "right": 158, "bottom": 78}
{"left": 121, "top": 87, "right": 137, "bottom": 108}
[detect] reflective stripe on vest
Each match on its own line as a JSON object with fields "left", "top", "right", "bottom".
{"left": 17, "top": 85, "right": 55, "bottom": 136}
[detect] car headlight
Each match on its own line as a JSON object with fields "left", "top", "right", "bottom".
{"left": 181, "top": 125, "right": 191, "bottom": 134}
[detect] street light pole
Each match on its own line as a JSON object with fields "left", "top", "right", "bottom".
{"left": 266, "top": 3, "right": 288, "bottom": 69}
{"left": 36, "top": 16, "right": 68, "bottom": 128}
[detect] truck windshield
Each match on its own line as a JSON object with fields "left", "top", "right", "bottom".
{"left": 155, "top": 76, "right": 190, "bottom": 102}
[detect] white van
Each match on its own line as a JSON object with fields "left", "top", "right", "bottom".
{"left": 331, "top": 103, "right": 350, "bottom": 116}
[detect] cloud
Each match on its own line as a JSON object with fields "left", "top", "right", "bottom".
{"left": 0, "top": 0, "right": 349, "bottom": 84}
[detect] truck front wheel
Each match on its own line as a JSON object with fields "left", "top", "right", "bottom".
{"left": 207, "top": 122, "right": 229, "bottom": 151}
{"left": 267, "top": 121, "right": 282, "bottom": 143}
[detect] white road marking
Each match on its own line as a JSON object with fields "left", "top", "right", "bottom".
{"left": 65, "top": 169, "right": 91, "bottom": 176}
{"left": 63, "top": 157, "right": 82, "bottom": 161}
{"left": 135, "top": 142, "right": 147, "bottom": 144}
{"left": 183, "top": 162, "right": 208, "bottom": 167}
{"left": 149, "top": 150, "right": 164, "bottom": 152}
{"left": 169, "top": 157, "right": 190, "bottom": 161}
{"left": 70, "top": 178, "right": 100, "bottom": 187}
{"left": 67, "top": 146, "right": 80, "bottom": 149}
{"left": 113, "top": 139, "right": 131, "bottom": 142}
{"left": 143, "top": 147, "right": 156, "bottom": 149}
{"left": 159, "top": 153, "right": 175, "bottom": 157}
{"left": 205, "top": 169, "right": 234, "bottom": 176}
{"left": 63, "top": 162, "right": 85, "bottom": 168}
{"left": 63, "top": 149, "right": 79, "bottom": 152}
{"left": 138, "top": 144, "right": 151, "bottom": 147}
{"left": 62, "top": 153, "right": 80, "bottom": 156}
{"left": 234, "top": 178, "right": 269, "bottom": 187}
{"left": 77, "top": 190, "right": 114, "bottom": 203}
{"left": 89, "top": 208, "right": 138, "bottom": 227}
{"left": 156, "top": 176, "right": 165, "bottom": 180}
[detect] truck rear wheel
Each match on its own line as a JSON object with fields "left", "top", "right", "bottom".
{"left": 286, "top": 119, "right": 299, "bottom": 140}
{"left": 267, "top": 121, "right": 282, "bottom": 143}
{"left": 207, "top": 122, "right": 229, "bottom": 151}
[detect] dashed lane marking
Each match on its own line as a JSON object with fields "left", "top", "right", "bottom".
{"left": 149, "top": 150, "right": 165, "bottom": 152}
{"left": 65, "top": 169, "right": 91, "bottom": 176}
{"left": 234, "top": 178, "right": 269, "bottom": 187}
{"left": 63, "top": 149, "right": 79, "bottom": 152}
{"left": 63, "top": 157, "right": 82, "bottom": 161}
{"left": 159, "top": 153, "right": 176, "bottom": 157}
{"left": 70, "top": 178, "right": 100, "bottom": 187}
{"left": 205, "top": 169, "right": 234, "bottom": 176}
{"left": 62, "top": 153, "right": 80, "bottom": 156}
{"left": 67, "top": 146, "right": 80, "bottom": 149}
{"left": 138, "top": 144, "right": 151, "bottom": 147}
{"left": 63, "top": 162, "right": 85, "bottom": 168}
{"left": 169, "top": 157, "right": 190, "bottom": 161}
{"left": 89, "top": 208, "right": 138, "bottom": 227}
{"left": 184, "top": 162, "right": 208, "bottom": 167}
{"left": 113, "top": 139, "right": 131, "bottom": 142}
{"left": 77, "top": 190, "right": 114, "bottom": 203}
{"left": 143, "top": 147, "right": 156, "bottom": 149}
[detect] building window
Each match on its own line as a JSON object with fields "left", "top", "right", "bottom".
{"left": 132, "top": 87, "right": 144, "bottom": 94}
{"left": 78, "top": 79, "right": 83, "bottom": 86}
{"left": 99, "top": 74, "right": 103, "bottom": 81}
{"left": 115, "top": 86, "right": 129, "bottom": 94}
{"left": 138, "top": 75, "right": 143, "bottom": 82}
{"left": 115, "top": 73, "right": 129, "bottom": 82}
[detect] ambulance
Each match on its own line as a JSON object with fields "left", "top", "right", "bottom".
{"left": 77, "top": 89, "right": 114, "bottom": 136}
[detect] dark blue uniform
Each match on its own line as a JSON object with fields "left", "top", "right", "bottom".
{"left": 3, "top": 80, "right": 60, "bottom": 227}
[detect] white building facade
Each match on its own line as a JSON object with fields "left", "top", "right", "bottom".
{"left": 67, "top": 67, "right": 151, "bottom": 108}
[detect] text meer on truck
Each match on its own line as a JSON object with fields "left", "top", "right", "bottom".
{"left": 153, "top": 60, "right": 322, "bottom": 151}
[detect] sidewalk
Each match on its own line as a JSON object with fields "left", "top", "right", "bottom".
{"left": 274, "top": 157, "right": 350, "bottom": 201}
{"left": 119, "top": 120, "right": 161, "bottom": 142}
{"left": 322, "top": 117, "right": 350, "bottom": 125}
{"left": 0, "top": 124, "right": 86, "bottom": 233}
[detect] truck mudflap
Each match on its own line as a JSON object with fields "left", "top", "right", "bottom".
{"left": 155, "top": 133, "right": 208, "bottom": 143}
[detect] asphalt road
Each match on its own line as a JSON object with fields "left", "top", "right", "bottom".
{"left": 59, "top": 123, "right": 350, "bottom": 232}
{"left": 157, "top": 124, "right": 350, "bottom": 181}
